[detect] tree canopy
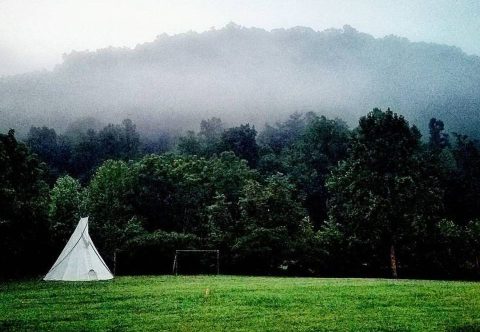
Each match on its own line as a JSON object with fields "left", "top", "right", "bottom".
{"left": 2, "top": 108, "right": 480, "bottom": 279}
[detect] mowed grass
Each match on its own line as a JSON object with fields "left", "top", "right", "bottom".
{"left": 0, "top": 276, "right": 479, "bottom": 331}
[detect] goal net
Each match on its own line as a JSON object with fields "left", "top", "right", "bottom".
{"left": 172, "top": 250, "right": 220, "bottom": 275}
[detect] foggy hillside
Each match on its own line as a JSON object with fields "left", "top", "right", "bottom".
{"left": 1, "top": 23, "right": 479, "bottom": 137}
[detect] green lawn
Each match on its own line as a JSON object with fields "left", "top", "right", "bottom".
{"left": 0, "top": 276, "right": 479, "bottom": 331}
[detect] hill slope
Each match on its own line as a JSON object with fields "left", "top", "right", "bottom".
{"left": 1, "top": 23, "right": 479, "bottom": 136}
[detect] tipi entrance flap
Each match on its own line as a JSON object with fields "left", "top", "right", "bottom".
{"left": 44, "top": 217, "right": 113, "bottom": 281}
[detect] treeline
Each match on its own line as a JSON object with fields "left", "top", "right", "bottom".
{"left": 24, "top": 118, "right": 172, "bottom": 183}
{"left": 1, "top": 108, "right": 480, "bottom": 279}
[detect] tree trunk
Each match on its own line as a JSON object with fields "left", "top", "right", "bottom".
{"left": 390, "top": 244, "right": 398, "bottom": 278}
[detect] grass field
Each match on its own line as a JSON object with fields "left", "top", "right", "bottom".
{"left": 0, "top": 276, "right": 479, "bottom": 331}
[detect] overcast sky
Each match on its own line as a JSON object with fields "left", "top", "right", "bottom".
{"left": 1, "top": 0, "right": 479, "bottom": 76}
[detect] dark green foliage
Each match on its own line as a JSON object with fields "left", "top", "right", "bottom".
{"left": 238, "top": 175, "right": 306, "bottom": 233}
{"left": 204, "top": 193, "right": 235, "bottom": 248}
{"left": 82, "top": 152, "right": 315, "bottom": 275}
{"left": 86, "top": 160, "right": 142, "bottom": 259}
{"left": 258, "top": 112, "right": 309, "bottom": 153}
{"left": 68, "top": 129, "right": 102, "bottom": 182}
{"left": 326, "top": 109, "right": 443, "bottom": 277}
{"left": 233, "top": 175, "right": 311, "bottom": 274}
{"left": 141, "top": 133, "right": 173, "bottom": 155}
{"left": 0, "top": 130, "right": 50, "bottom": 278}
{"left": 443, "top": 134, "right": 480, "bottom": 224}
{"left": 429, "top": 118, "right": 449, "bottom": 149}
{"left": 26, "top": 126, "right": 72, "bottom": 182}
{"left": 433, "top": 219, "right": 480, "bottom": 277}
{"left": 220, "top": 124, "right": 259, "bottom": 167}
{"left": 48, "top": 175, "right": 84, "bottom": 246}
{"left": 258, "top": 113, "right": 350, "bottom": 228}
{"left": 26, "top": 126, "right": 59, "bottom": 169}
{"left": 27, "top": 119, "right": 142, "bottom": 184}
{"left": 177, "top": 131, "right": 203, "bottom": 156}
{"left": 120, "top": 232, "right": 202, "bottom": 274}
{"left": 177, "top": 117, "right": 224, "bottom": 157}
{"left": 97, "top": 119, "right": 140, "bottom": 161}
{"left": 128, "top": 155, "right": 176, "bottom": 231}
{"left": 4, "top": 108, "right": 480, "bottom": 278}
{"left": 199, "top": 117, "right": 224, "bottom": 156}
{"left": 128, "top": 152, "right": 256, "bottom": 233}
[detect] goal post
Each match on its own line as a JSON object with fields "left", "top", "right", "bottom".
{"left": 172, "top": 249, "right": 220, "bottom": 275}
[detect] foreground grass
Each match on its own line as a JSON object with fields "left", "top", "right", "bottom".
{"left": 0, "top": 276, "right": 479, "bottom": 331}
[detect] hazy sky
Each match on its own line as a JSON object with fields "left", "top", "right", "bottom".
{"left": 1, "top": 0, "right": 479, "bottom": 76}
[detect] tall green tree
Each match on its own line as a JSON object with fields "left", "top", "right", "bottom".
{"left": 234, "top": 174, "right": 310, "bottom": 273}
{"left": 326, "top": 108, "right": 443, "bottom": 278}
{"left": 0, "top": 130, "right": 50, "bottom": 277}
{"left": 444, "top": 134, "right": 480, "bottom": 224}
{"left": 428, "top": 118, "right": 449, "bottom": 150}
{"left": 129, "top": 154, "right": 176, "bottom": 232}
{"left": 177, "top": 118, "right": 224, "bottom": 158}
{"left": 97, "top": 119, "right": 140, "bottom": 161}
{"left": 221, "top": 124, "right": 259, "bottom": 167}
{"left": 199, "top": 117, "right": 224, "bottom": 156}
{"left": 26, "top": 126, "right": 72, "bottom": 181}
{"left": 159, "top": 152, "right": 255, "bottom": 234}
{"left": 26, "top": 126, "right": 59, "bottom": 167}
{"left": 258, "top": 114, "right": 350, "bottom": 227}
{"left": 258, "top": 112, "right": 309, "bottom": 154}
{"left": 49, "top": 175, "right": 84, "bottom": 246}
{"left": 177, "top": 131, "right": 203, "bottom": 156}
{"left": 86, "top": 160, "right": 141, "bottom": 258}
{"left": 70, "top": 129, "right": 101, "bottom": 182}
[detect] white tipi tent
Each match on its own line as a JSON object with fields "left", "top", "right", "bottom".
{"left": 44, "top": 217, "right": 113, "bottom": 281}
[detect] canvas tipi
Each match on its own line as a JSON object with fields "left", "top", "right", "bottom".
{"left": 44, "top": 217, "right": 113, "bottom": 281}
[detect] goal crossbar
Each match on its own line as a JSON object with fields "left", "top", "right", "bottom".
{"left": 172, "top": 249, "right": 220, "bottom": 275}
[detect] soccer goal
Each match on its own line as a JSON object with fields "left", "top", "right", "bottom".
{"left": 172, "top": 250, "right": 220, "bottom": 275}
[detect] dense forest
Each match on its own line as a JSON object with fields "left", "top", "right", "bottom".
{"left": 2, "top": 24, "right": 480, "bottom": 138}
{"left": 1, "top": 107, "right": 480, "bottom": 280}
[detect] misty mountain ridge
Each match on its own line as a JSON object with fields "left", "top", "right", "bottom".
{"left": 1, "top": 23, "right": 479, "bottom": 137}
